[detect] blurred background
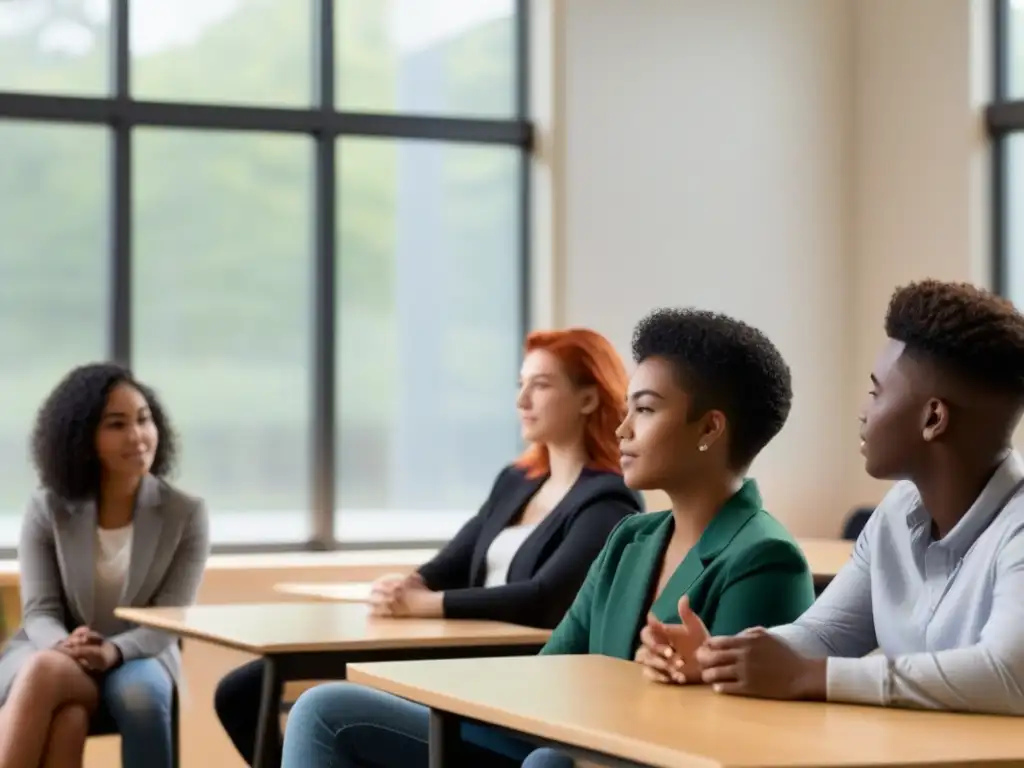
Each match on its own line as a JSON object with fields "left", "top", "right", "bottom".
{"left": 0, "top": 0, "right": 526, "bottom": 548}
{"left": 1, "top": 0, "right": 1023, "bottom": 551}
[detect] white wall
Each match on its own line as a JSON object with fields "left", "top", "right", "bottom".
{"left": 538, "top": 0, "right": 991, "bottom": 535}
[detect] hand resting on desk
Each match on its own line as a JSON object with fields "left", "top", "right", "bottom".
{"left": 635, "top": 596, "right": 708, "bottom": 685}
{"left": 369, "top": 572, "right": 444, "bottom": 618}
{"left": 696, "top": 628, "right": 826, "bottom": 700}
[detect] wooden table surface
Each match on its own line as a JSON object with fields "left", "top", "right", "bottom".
{"left": 349, "top": 655, "right": 1024, "bottom": 768}
{"left": 796, "top": 538, "right": 853, "bottom": 580}
{"left": 273, "top": 581, "right": 373, "bottom": 602}
{"left": 114, "top": 602, "right": 551, "bottom": 655}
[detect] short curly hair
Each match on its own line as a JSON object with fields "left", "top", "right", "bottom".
{"left": 885, "top": 280, "right": 1024, "bottom": 396}
{"left": 31, "top": 363, "right": 178, "bottom": 501}
{"left": 632, "top": 308, "right": 793, "bottom": 469}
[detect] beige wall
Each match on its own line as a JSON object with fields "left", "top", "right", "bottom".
{"left": 535, "top": 0, "right": 991, "bottom": 534}
{"left": 848, "top": 0, "right": 992, "bottom": 503}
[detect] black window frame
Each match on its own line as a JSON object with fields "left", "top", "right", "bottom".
{"left": 991, "top": 0, "right": 1019, "bottom": 294}
{"left": 0, "top": 0, "right": 534, "bottom": 554}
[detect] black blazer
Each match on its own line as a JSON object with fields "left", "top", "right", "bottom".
{"left": 416, "top": 465, "right": 643, "bottom": 629}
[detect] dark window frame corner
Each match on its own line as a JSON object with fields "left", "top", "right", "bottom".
{"left": 0, "top": 0, "right": 534, "bottom": 554}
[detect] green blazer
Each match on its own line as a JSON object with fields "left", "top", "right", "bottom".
{"left": 541, "top": 479, "right": 814, "bottom": 659}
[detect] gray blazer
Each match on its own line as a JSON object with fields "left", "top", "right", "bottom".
{"left": 0, "top": 474, "right": 210, "bottom": 703}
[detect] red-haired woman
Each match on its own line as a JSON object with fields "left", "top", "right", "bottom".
{"left": 214, "top": 328, "right": 643, "bottom": 766}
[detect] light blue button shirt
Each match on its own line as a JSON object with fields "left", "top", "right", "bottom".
{"left": 773, "top": 451, "right": 1024, "bottom": 713}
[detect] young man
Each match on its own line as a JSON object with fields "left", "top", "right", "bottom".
{"left": 694, "top": 280, "right": 1024, "bottom": 714}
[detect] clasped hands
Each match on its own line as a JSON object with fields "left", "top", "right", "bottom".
{"left": 368, "top": 572, "right": 443, "bottom": 619}
{"left": 55, "top": 626, "right": 122, "bottom": 674}
{"left": 635, "top": 597, "right": 825, "bottom": 701}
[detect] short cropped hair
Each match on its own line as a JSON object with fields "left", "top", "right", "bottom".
{"left": 632, "top": 308, "right": 793, "bottom": 469}
{"left": 31, "top": 363, "right": 178, "bottom": 501}
{"left": 885, "top": 280, "right": 1024, "bottom": 396}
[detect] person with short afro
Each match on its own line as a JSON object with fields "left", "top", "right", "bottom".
{"left": 519, "top": 308, "right": 815, "bottom": 768}
{"left": 698, "top": 279, "right": 1024, "bottom": 715}
{"left": 0, "top": 362, "right": 209, "bottom": 767}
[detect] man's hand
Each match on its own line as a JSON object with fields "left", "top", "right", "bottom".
{"left": 636, "top": 596, "right": 710, "bottom": 684}
{"left": 695, "top": 627, "right": 826, "bottom": 700}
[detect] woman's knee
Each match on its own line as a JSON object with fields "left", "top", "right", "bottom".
{"left": 288, "top": 682, "right": 425, "bottom": 740}
{"left": 103, "top": 659, "right": 172, "bottom": 721}
{"left": 522, "top": 747, "right": 577, "bottom": 768}
{"left": 14, "top": 650, "right": 97, "bottom": 707}
{"left": 286, "top": 683, "right": 352, "bottom": 738}
{"left": 284, "top": 684, "right": 429, "bottom": 766}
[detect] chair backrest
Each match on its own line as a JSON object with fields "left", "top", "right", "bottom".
{"left": 841, "top": 506, "right": 874, "bottom": 541}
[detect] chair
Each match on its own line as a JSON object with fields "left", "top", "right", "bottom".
{"left": 841, "top": 506, "right": 874, "bottom": 541}
{"left": 88, "top": 640, "right": 182, "bottom": 768}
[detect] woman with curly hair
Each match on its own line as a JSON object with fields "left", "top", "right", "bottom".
{"left": 0, "top": 363, "right": 210, "bottom": 768}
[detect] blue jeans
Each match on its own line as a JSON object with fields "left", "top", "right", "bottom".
{"left": 92, "top": 658, "right": 175, "bottom": 768}
{"left": 281, "top": 682, "right": 534, "bottom": 767}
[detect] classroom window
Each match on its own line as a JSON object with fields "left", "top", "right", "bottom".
{"left": 0, "top": 0, "right": 531, "bottom": 550}
{"left": 335, "top": 0, "right": 516, "bottom": 118}
{"left": 0, "top": 122, "right": 109, "bottom": 542}
{"left": 993, "top": 0, "right": 1024, "bottom": 302}
{"left": 335, "top": 138, "right": 521, "bottom": 542}
{"left": 132, "top": 129, "right": 313, "bottom": 545}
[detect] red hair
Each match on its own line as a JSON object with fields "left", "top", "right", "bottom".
{"left": 514, "top": 328, "right": 629, "bottom": 478}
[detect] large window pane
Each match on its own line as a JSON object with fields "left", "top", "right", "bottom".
{"left": 1011, "top": 0, "right": 1024, "bottom": 98}
{"left": 337, "top": 0, "right": 516, "bottom": 118}
{"left": 1006, "top": 136, "right": 1024, "bottom": 306}
{"left": 133, "top": 129, "right": 312, "bottom": 545}
{"left": 0, "top": 0, "right": 110, "bottom": 95}
{"left": 131, "top": 0, "right": 309, "bottom": 107}
{"left": 336, "top": 138, "right": 521, "bottom": 542}
{"left": 0, "top": 122, "right": 108, "bottom": 544}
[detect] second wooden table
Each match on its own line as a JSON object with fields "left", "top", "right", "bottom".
{"left": 115, "top": 602, "right": 550, "bottom": 768}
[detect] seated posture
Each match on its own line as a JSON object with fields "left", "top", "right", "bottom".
{"left": 281, "top": 309, "right": 816, "bottom": 768}
{"left": 0, "top": 363, "right": 210, "bottom": 768}
{"left": 697, "top": 280, "right": 1024, "bottom": 715}
{"left": 215, "top": 328, "right": 643, "bottom": 765}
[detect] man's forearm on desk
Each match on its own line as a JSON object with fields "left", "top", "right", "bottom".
{"left": 827, "top": 649, "right": 1024, "bottom": 714}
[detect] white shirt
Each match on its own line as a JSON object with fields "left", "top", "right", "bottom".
{"left": 772, "top": 451, "right": 1024, "bottom": 714}
{"left": 92, "top": 524, "right": 133, "bottom": 635}
{"left": 484, "top": 525, "right": 537, "bottom": 587}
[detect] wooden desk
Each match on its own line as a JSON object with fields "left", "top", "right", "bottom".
{"left": 796, "top": 538, "right": 853, "bottom": 593}
{"left": 0, "top": 550, "right": 432, "bottom": 643}
{"left": 273, "top": 581, "right": 372, "bottom": 602}
{"left": 350, "top": 654, "right": 1024, "bottom": 768}
{"left": 115, "top": 603, "right": 549, "bottom": 768}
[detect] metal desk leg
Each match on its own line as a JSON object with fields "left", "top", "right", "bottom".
{"left": 254, "top": 655, "right": 284, "bottom": 768}
{"left": 428, "top": 709, "right": 463, "bottom": 768}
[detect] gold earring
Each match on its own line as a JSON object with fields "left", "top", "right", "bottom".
{"left": 698, "top": 444, "right": 708, "bottom": 452}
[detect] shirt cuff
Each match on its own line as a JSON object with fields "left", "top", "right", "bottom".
{"left": 826, "top": 654, "right": 888, "bottom": 705}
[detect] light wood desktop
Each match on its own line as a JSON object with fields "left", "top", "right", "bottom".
{"left": 114, "top": 603, "right": 550, "bottom": 768}
{"left": 273, "top": 581, "right": 373, "bottom": 602}
{"left": 269, "top": 539, "right": 853, "bottom": 609}
{"left": 350, "top": 654, "right": 1024, "bottom": 768}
